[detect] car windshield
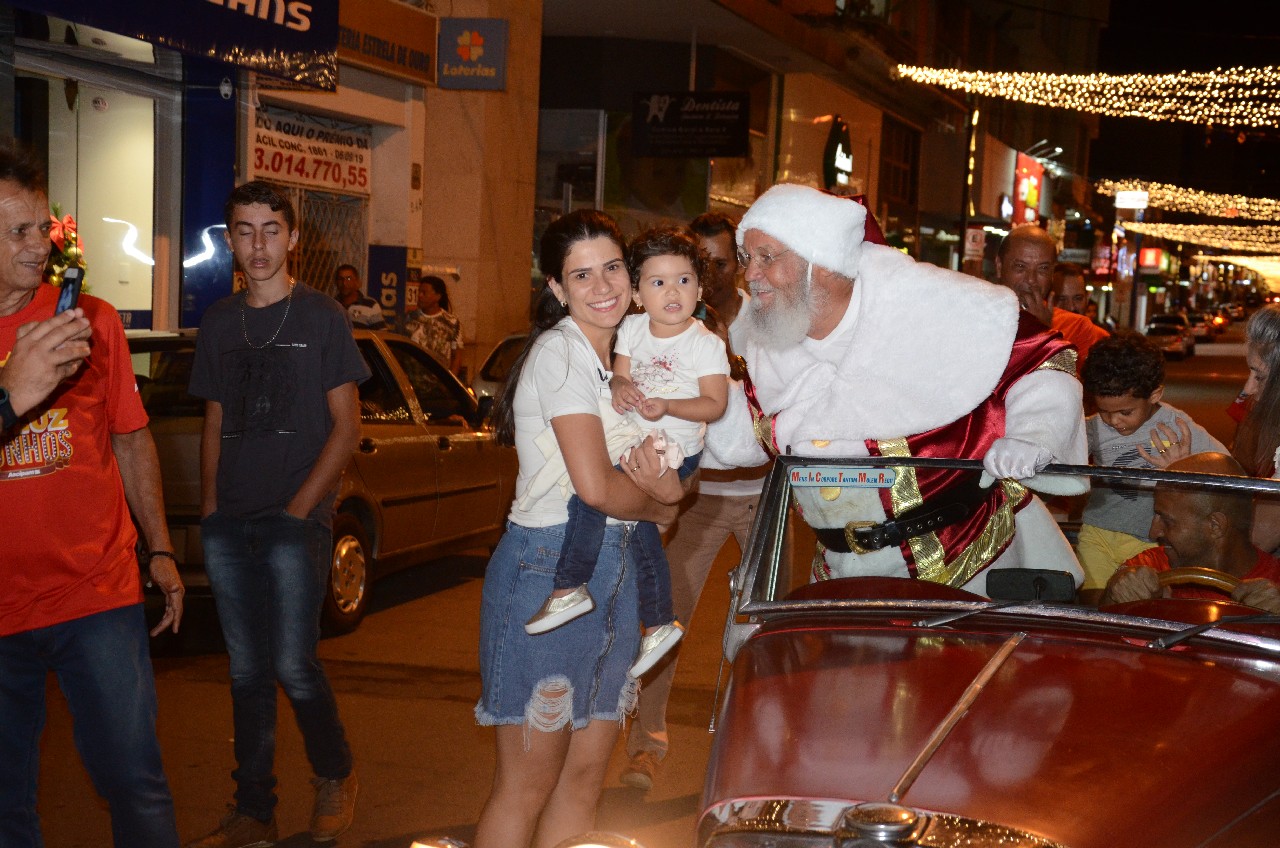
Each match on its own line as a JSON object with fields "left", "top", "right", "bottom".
{"left": 729, "top": 455, "right": 1280, "bottom": 649}
{"left": 1146, "top": 326, "right": 1180, "bottom": 336}
{"left": 1149, "top": 314, "right": 1185, "bottom": 324}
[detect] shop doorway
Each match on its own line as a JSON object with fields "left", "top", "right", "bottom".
{"left": 286, "top": 187, "right": 369, "bottom": 297}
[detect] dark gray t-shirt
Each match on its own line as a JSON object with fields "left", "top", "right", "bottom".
{"left": 189, "top": 283, "right": 370, "bottom": 525}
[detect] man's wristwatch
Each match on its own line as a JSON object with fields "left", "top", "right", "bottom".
{"left": 0, "top": 387, "right": 17, "bottom": 431}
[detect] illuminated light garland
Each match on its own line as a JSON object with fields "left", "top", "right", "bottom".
{"left": 1191, "top": 254, "right": 1280, "bottom": 286}
{"left": 1097, "top": 180, "right": 1280, "bottom": 221}
{"left": 895, "top": 64, "right": 1280, "bottom": 128}
{"left": 1120, "top": 222, "right": 1280, "bottom": 253}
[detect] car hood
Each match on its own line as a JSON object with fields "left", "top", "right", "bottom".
{"left": 703, "top": 616, "right": 1280, "bottom": 847}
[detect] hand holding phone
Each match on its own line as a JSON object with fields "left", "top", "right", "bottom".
{"left": 56, "top": 267, "right": 84, "bottom": 313}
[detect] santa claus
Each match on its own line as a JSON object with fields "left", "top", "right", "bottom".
{"left": 706, "top": 184, "right": 1088, "bottom": 595}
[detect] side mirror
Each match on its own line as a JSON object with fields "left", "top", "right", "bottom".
{"left": 476, "top": 394, "right": 495, "bottom": 424}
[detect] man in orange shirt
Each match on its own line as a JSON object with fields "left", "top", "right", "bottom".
{"left": 1100, "top": 452, "right": 1280, "bottom": 612}
{"left": 993, "top": 228, "right": 1108, "bottom": 374}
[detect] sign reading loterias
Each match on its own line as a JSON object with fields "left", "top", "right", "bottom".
{"left": 437, "top": 18, "right": 508, "bottom": 91}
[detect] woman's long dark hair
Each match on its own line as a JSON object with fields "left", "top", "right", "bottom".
{"left": 420, "top": 275, "right": 451, "bottom": 312}
{"left": 1234, "top": 304, "right": 1280, "bottom": 476}
{"left": 492, "top": 210, "right": 626, "bottom": 445}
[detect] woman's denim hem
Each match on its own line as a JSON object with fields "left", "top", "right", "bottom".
{"left": 474, "top": 675, "right": 640, "bottom": 748}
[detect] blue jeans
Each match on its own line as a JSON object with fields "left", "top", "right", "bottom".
{"left": 554, "top": 452, "right": 701, "bottom": 628}
{"left": 202, "top": 512, "right": 353, "bottom": 821}
{"left": 0, "top": 603, "right": 179, "bottom": 848}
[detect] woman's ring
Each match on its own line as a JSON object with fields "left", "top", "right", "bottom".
{"left": 632, "top": 464, "right": 640, "bottom": 472}
{"left": 654, "top": 449, "right": 665, "bottom": 455}
{"left": 1158, "top": 447, "right": 1167, "bottom": 455}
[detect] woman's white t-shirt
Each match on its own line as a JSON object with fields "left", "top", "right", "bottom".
{"left": 508, "top": 318, "right": 619, "bottom": 528}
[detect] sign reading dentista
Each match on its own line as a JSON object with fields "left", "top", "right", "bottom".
{"left": 250, "top": 106, "right": 372, "bottom": 196}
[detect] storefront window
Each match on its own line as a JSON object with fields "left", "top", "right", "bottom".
{"left": 28, "top": 74, "right": 156, "bottom": 317}
{"left": 9, "top": 13, "right": 180, "bottom": 328}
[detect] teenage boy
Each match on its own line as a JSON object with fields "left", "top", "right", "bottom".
{"left": 185, "top": 181, "right": 369, "bottom": 848}
{"left": 1077, "top": 332, "right": 1225, "bottom": 600}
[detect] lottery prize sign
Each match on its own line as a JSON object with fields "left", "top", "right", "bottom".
{"left": 251, "top": 106, "right": 372, "bottom": 196}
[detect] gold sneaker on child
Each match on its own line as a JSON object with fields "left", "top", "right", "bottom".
{"left": 525, "top": 584, "right": 595, "bottom": 634}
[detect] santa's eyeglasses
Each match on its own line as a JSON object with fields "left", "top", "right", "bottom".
{"left": 736, "top": 247, "right": 791, "bottom": 271}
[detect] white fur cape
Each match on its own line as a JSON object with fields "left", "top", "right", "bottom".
{"left": 703, "top": 243, "right": 1089, "bottom": 590}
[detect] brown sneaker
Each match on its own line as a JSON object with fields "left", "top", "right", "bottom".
{"left": 620, "top": 751, "right": 661, "bottom": 791}
{"left": 183, "top": 807, "right": 277, "bottom": 848}
{"left": 310, "top": 772, "right": 359, "bottom": 842}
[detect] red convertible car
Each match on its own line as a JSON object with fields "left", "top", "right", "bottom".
{"left": 693, "top": 456, "right": 1280, "bottom": 848}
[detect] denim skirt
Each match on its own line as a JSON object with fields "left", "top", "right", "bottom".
{"left": 475, "top": 521, "right": 640, "bottom": 733}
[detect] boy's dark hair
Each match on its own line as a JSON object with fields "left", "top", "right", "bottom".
{"left": 626, "top": 226, "right": 706, "bottom": 287}
{"left": 0, "top": 139, "right": 47, "bottom": 193}
{"left": 223, "top": 180, "right": 297, "bottom": 230}
{"left": 1080, "top": 331, "right": 1164, "bottom": 398}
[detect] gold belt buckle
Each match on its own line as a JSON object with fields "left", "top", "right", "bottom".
{"left": 843, "top": 520, "right": 879, "bottom": 556}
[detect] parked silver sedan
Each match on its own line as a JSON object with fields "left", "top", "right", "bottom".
{"left": 128, "top": 329, "right": 517, "bottom": 633}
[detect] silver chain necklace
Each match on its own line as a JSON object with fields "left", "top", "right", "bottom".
{"left": 241, "top": 281, "right": 296, "bottom": 349}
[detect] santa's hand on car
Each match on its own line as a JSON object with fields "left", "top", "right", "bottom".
{"left": 980, "top": 436, "right": 1052, "bottom": 486}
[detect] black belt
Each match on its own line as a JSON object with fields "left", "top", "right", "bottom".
{"left": 812, "top": 472, "right": 991, "bottom": 555}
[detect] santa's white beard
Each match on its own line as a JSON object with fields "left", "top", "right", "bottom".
{"left": 742, "top": 271, "right": 813, "bottom": 350}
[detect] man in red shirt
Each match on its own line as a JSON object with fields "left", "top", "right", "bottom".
{"left": 0, "top": 142, "right": 184, "bottom": 846}
{"left": 1100, "top": 452, "right": 1280, "bottom": 612}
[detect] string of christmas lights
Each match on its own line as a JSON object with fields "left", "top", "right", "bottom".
{"left": 1191, "top": 254, "right": 1280, "bottom": 285}
{"left": 1121, "top": 222, "right": 1280, "bottom": 253}
{"left": 1097, "top": 180, "right": 1280, "bottom": 221}
{"left": 895, "top": 65, "right": 1280, "bottom": 128}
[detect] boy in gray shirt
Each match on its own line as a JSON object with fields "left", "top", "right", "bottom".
{"left": 1078, "top": 332, "right": 1225, "bottom": 594}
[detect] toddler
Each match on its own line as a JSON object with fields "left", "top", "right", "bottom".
{"left": 1077, "top": 332, "right": 1226, "bottom": 594}
{"left": 525, "top": 226, "right": 729, "bottom": 678}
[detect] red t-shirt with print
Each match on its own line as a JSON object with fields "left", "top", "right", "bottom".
{"left": 0, "top": 285, "right": 148, "bottom": 636}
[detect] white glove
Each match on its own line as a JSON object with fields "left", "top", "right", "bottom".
{"left": 981, "top": 437, "right": 1052, "bottom": 485}
{"left": 650, "top": 429, "right": 685, "bottom": 476}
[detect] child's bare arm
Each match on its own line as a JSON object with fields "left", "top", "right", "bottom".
{"left": 610, "top": 354, "right": 645, "bottom": 413}
{"left": 639, "top": 374, "right": 728, "bottom": 423}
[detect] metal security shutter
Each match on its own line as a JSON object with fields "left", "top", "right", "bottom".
{"left": 287, "top": 187, "right": 368, "bottom": 296}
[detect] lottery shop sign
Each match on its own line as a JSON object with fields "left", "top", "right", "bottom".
{"left": 250, "top": 106, "right": 372, "bottom": 196}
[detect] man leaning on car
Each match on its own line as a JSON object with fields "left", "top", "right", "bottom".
{"left": 0, "top": 140, "right": 185, "bottom": 847}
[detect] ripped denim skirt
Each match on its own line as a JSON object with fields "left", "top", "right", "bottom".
{"left": 475, "top": 521, "right": 641, "bottom": 732}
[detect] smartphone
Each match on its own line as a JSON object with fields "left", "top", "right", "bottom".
{"left": 56, "top": 267, "right": 84, "bottom": 313}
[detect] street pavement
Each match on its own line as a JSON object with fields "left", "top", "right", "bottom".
{"left": 37, "top": 546, "right": 735, "bottom": 848}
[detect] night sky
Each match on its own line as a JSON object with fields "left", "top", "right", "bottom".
{"left": 1089, "top": 3, "right": 1280, "bottom": 199}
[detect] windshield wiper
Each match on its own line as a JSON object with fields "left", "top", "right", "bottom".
{"left": 914, "top": 601, "right": 1023, "bottom": 628}
{"left": 1147, "top": 614, "right": 1280, "bottom": 650}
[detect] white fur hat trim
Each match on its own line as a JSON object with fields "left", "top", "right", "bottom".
{"left": 738, "top": 183, "right": 866, "bottom": 278}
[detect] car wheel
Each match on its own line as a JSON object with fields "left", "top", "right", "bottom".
{"left": 324, "top": 514, "right": 371, "bottom": 635}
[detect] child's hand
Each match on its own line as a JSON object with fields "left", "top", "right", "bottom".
{"left": 611, "top": 376, "right": 645, "bottom": 414}
{"left": 637, "top": 397, "right": 668, "bottom": 421}
{"left": 1136, "top": 417, "right": 1193, "bottom": 468}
